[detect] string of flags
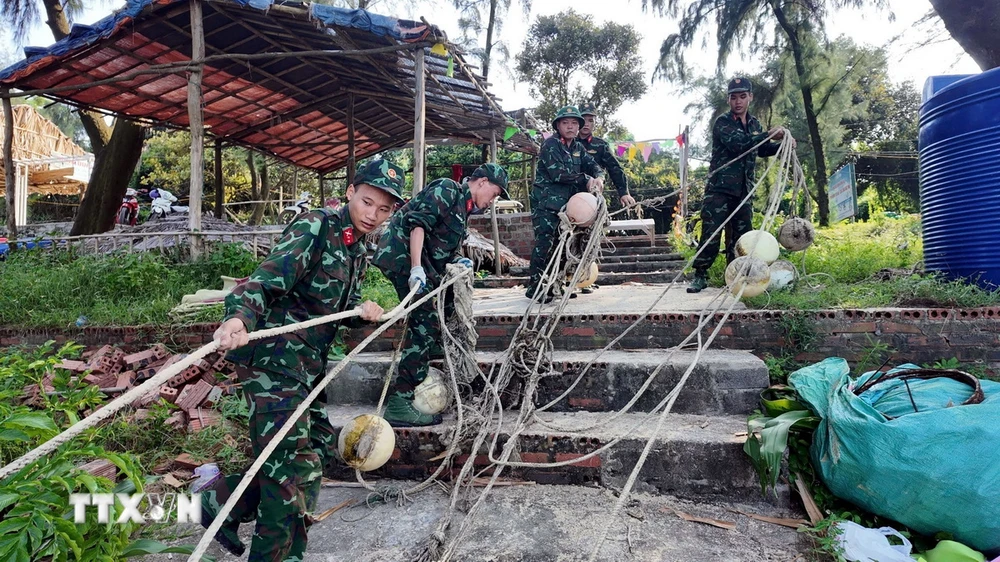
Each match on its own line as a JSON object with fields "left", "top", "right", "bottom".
{"left": 502, "top": 129, "right": 687, "bottom": 163}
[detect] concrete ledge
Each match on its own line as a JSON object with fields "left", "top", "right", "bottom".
{"left": 326, "top": 349, "right": 769, "bottom": 416}
{"left": 324, "top": 405, "right": 767, "bottom": 502}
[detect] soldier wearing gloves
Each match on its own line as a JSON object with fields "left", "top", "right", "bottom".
{"left": 373, "top": 162, "right": 511, "bottom": 427}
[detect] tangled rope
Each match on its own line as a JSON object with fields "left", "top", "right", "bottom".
{"left": 403, "top": 130, "right": 805, "bottom": 561}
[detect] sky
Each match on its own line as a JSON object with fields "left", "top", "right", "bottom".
{"left": 6, "top": 0, "right": 982, "bottom": 143}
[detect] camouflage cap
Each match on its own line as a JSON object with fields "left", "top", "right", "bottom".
{"left": 578, "top": 102, "right": 598, "bottom": 116}
{"left": 471, "top": 162, "right": 510, "bottom": 200}
{"left": 354, "top": 159, "right": 406, "bottom": 202}
{"left": 727, "top": 77, "right": 752, "bottom": 94}
{"left": 552, "top": 106, "right": 585, "bottom": 130}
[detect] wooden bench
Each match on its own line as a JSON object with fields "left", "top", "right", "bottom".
{"left": 606, "top": 218, "right": 656, "bottom": 246}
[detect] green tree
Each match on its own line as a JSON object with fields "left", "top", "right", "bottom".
{"left": 646, "top": 0, "right": 890, "bottom": 226}
{"left": 514, "top": 10, "right": 647, "bottom": 132}
{"left": 454, "top": 0, "right": 531, "bottom": 84}
{"left": 1, "top": 0, "right": 147, "bottom": 236}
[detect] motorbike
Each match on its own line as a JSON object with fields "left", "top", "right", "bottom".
{"left": 147, "top": 188, "right": 189, "bottom": 221}
{"left": 116, "top": 188, "right": 140, "bottom": 226}
{"left": 279, "top": 192, "right": 312, "bottom": 224}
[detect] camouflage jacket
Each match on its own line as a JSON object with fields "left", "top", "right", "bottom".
{"left": 223, "top": 206, "right": 367, "bottom": 385}
{"left": 372, "top": 178, "right": 471, "bottom": 288}
{"left": 579, "top": 135, "right": 629, "bottom": 198}
{"left": 706, "top": 111, "right": 780, "bottom": 197}
{"left": 531, "top": 136, "right": 604, "bottom": 212}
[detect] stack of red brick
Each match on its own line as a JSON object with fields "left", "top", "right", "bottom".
{"left": 47, "top": 343, "right": 240, "bottom": 433}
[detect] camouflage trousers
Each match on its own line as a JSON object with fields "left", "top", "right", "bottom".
{"left": 201, "top": 365, "right": 337, "bottom": 562}
{"left": 692, "top": 191, "right": 753, "bottom": 274}
{"left": 387, "top": 273, "right": 453, "bottom": 394}
{"left": 527, "top": 207, "right": 562, "bottom": 295}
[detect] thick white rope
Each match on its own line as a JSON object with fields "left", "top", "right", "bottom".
{"left": 187, "top": 270, "right": 472, "bottom": 561}
{"left": 0, "top": 304, "right": 394, "bottom": 480}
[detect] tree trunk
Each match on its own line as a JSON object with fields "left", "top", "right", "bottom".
{"left": 250, "top": 158, "right": 270, "bottom": 225}
{"left": 69, "top": 119, "right": 145, "bottom": 235}
{"left": 480, "top": 0, "right": 499, "bottom": 164}
{"left": 770, "top": 1, "right": 830, "bottom": 225}
{"left": 43, "top": 0, "right": 141, "bottom": 234}
{"left": 929, "top": 0, "right": 1000, "bottom": 71}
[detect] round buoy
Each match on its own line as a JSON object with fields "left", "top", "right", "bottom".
{"left": 777, "top": 218, "right": 815, "bottom": 251}
{"left": 767, "top": 260, "right": 797, "bottom": 291}
{"left": 575, "top": 262, "right": 599, "bottom": 288}
{"left": 413, "top": 366, "right": 451, "bottom": 415}
{"left": 337, "top": 414, "right": 395, "bottom": 472}
{"left": 735, "top": 230, "right": 780, "bottom": 264}
{"left": 725, "top": 256, "right": 771, "bottom": 298}
{"left": 566, "top": 192, "right": 599, "bottom": 227}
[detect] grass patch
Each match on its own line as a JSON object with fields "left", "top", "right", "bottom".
{"left": 680, "top": 214, "right": 1000, "bottom": 309}
{"left": 1, "top": 244, "right": 403, "bottom": 328}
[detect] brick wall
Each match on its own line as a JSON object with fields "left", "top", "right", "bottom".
{"left": 468, "top": 212, "right": 534, "bottom": 260}
{"left": 5, "top": 306, "right": 1000, "bottom": 370}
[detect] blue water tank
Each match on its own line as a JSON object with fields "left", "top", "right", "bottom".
{"left": 920, "top": 70, "right": 1000, "bottom": 287}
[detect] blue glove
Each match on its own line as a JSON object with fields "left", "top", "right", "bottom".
{"left": 454, "top": 257, "right": 473, "bottom": 269}
{"left": 408, "top": 266, "right": 427, "bottom": 293}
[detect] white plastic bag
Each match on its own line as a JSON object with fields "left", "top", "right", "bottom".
{"left": 191, "top": 463, "right": 220, "bottom": 493}
{"left": 836, "top": 520, "right": 914, "bottom": 562}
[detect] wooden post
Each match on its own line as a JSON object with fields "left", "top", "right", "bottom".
{"left": 347, "top": 93, "right": 356, "bottom": 187}
{"left": 213, "top": 138, "right": 223, "bottom": 219}
{"left": 412, "top": 47, "right": 426, "bottom": 194}
{"left": 318, "top": 173, "right": 325, "bottom": 204}
{"left": 2, "top": 92, "right": 16, "bottom": 239}
{"left": 187, "top": 0, "right": 205, "bottom": 258}
{"left": 679, "top": 125, "right": 689, "bottom": 219}
{"left": 490, "top": 131, "right": 501, "bottom": 275}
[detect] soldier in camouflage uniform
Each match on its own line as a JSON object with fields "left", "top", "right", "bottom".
{"left": 687, "top": 77, "right": 787, "bottom": 293}
{"left": 577, "top": 102, "right": 636, "bottom": 293}
{"left": 202, "top": 160, "right": 406, "bottom": 560}
{"left": 527, "top": 106, "right": 605, "bottom": 303}
{"left": 373, "top": 163, "right": 510, "bottom": 426}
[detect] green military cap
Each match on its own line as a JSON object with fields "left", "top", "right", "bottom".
{"left": 472, "top": 162, "right": 510, "bottom": 200}
{"left": 551, "top": 105, "right": 585, "bottom": 130}
{"left": 354, "top": 159, "right": 406, "bottom": 202}
{"left": 727, "top": 77, "right": 752, "bottom": 94}
{"left": 578, "top": 102, "right": 598, "bottom": 116}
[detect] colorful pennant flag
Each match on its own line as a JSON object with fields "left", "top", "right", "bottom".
{"left": 640, "top": 143, "right": 653, "bottom": 163}
{"left": 503, "top": 126, "right": 518, "bottom": 141}
{"left": 431, "top": 43, "right": 448, "bottom": 56}
{"left": 446, "top": 56, "right": 454, "bottom": 78}
{"left": 616, "top": 144, "right": 627, "bottom": 158}
{"left": 542, "top": 132, "right": 553, "bottom": 140}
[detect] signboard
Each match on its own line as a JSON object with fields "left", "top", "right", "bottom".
{"left": 828, "top": 163, "right": 858, "bottom": 222}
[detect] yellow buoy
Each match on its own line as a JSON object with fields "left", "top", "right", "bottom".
{"left": 735, "top": 230, "right": 781, "bottom": 264}
{"left": 566, "top": 192, "right": 599, "bottom": 227}
{"left": 337, "top": 414, "right": 395, "bottom": 472}
{"left": 575, "top": 262, "right": 599, "bottom": 288}
{"left": 725, "top": 256, "right": 771, "bottom": 298}
{"left": 413, "top": 366, "right": 451, "bottom": 415}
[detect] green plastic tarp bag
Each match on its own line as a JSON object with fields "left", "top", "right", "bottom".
{"left": 789, "top": 357, "right": 1000, "bottom": 552}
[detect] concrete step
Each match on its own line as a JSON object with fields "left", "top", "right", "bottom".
{"left": 475, "top": 270, "right": 683, "bottom": 289}
{"left": 603, "top": 234, "right": 675, "bottom": 248}
{"left": 346, "top": 285, "right": 744, "bottom": 353}
{"left": 176, "top": 484, "right": 806, "bottom": 562}
{"left": 323, "top": 405, "right": 770, "bottom": 503}
{"left": 509, "top": 260, "right": 686, "bottom": 276}
{"left": 598, "top": 251, "right": 685, "bottom": 263}
{"left": 327, "top": 349, "right": 768, "bottom": 416}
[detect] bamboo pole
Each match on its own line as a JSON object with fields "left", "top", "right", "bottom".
{"left": 2, "top": 92, "right": 16, "bottom": 239}
{"left": 187, "top": 0, "right": 206, "bottom": 258}
{"left": 490, "top": 130, "right": 501, "bottom": 276}
{"left": 318, "top": 173, "right": 325, "bottom": 204}
{"left": 412, "top": 48, "right": 426, "bottom": 194}
{"left": 214, "top": 138, "right": 223, "bottom": 219}
{"left": 347, "top": 93, "right": 356, "bottom": 187}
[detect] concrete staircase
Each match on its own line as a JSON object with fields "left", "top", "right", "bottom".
{"left": 475, "top": 233, "right": 689, "bottom": 289}
{"left": 324, "top": 349, "right": 773, "bottom": 503}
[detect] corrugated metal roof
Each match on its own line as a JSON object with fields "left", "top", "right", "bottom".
{"left": 0, "top": 0, "right": 537, "bottom": 173}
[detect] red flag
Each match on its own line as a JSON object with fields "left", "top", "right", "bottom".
{"left": 675, "top": 133, "right": 685, "bottom": 147}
